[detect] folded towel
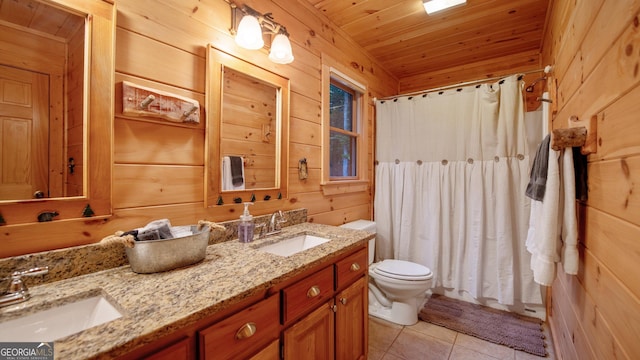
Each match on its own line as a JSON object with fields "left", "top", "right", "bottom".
{"left": 230, "top": 156, "right": 244, "bottom": 186}
{"left": 135, "top": 219, "right": 174, "bottom": 241}
{"left": 222, "top": 156, "right": 245, "bottom": 191}
{"left": 526, "top": 135, "right": 551, "bottom": 201}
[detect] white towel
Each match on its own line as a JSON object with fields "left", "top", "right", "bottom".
{"left": 222, "top": 156, "right": 245, "bottom": 191}
{"left": 526, "top": 142, "right": 578, "bottom": 286}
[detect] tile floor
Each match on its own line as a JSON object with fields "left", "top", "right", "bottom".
{"left": 368, "top": 316, "right": 556, "bottom": 360}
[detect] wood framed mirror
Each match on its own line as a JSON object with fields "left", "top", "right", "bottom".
{"left": 0, "top": 0, "right": 114, "bottom": 225}
{"left": 206, "top": 46, "right": 289, "bottom": 206}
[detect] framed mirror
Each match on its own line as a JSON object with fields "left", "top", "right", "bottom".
{"left": 206, "top": 46, "right": 289, "bottom": 206}
{"left": 0, "top": 0, "right": 114, "bottom": 224}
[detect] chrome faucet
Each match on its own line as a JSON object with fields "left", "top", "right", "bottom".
{"left": 268, "top": 210, "right": 286, "bottom": 233}
{"left": 258, "top": 211, "right": 286, "bottom": 238}
{"left": 0, "top": 266, "right": 48, "bottom": 308}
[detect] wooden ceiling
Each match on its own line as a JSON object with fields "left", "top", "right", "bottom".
{"left": 306, "top": 0, "right": 550, "bottom": 82}
{"left": 0, "top": 0, "right": 84, "bottom": 41}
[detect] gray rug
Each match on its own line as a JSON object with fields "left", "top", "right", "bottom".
{"left": 419, "top": 294, "right": 547, "bottom": 357}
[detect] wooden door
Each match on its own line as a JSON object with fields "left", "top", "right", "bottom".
{"left": 0, "top": 64, "right": 49, "bottom": 200}
{"left": 283, "top": 300, "right": 335, "bottom": 360}
{"left": 335, "top": 277, "right": 367, "bottom": 360}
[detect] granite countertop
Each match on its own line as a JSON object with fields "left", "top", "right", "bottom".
{"left": 0, "top": 222, "right": 373, "bottom": 359}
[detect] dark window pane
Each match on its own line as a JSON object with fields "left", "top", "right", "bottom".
{"left": 330, "top": 131, "right": 357, "bottom": 177}
{"left": 329, "top": 83, "right": 353, "bottom": 131}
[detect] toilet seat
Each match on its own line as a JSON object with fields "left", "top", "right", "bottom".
{"left": 373, "top": 260, "right": 432, "bottom": 281}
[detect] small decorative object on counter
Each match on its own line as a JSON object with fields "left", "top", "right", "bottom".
{"left": 238, "top": 202, "right": 255, "bottom": 243}
{"left": 99, "top": 219, "right": 225, "bottom": 273}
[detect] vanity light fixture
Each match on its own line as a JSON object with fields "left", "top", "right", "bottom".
{"left": 423, "top": 0, "right": 467, "bottom": 14}
{"left": 230, "top": 3, "right": 294, "bottom": 64}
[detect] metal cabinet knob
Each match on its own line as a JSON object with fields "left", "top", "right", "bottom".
{"left": 340, "top": 298, "right": 347, "bottom": 305}
{"left": 307, "top": 285, "right": 321, "bottom": 298}
{"left": 235, "top": 322, "right": 257, "bottom": 340}
{"left": 350, "top": 263, "right": 361, "bottom": 272}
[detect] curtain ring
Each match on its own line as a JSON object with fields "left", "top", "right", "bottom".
{"left": 494, "top": 156, "right": 500, "bottom": 162}
{"left": 417, "top": 160, "right": 423, "bottom": 165}
{"left": 441, "top": 159, "right": 448, "bottom": 165}
{"left": 395, "top": 159, "right": 400, "bottom": 164}
{"left": 467, "top": 158, "right": 474, "bottom": 164}
{"left": 517, "top": 154, "right": 525, "bottom": 160}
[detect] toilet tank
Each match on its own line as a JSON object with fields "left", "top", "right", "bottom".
{"left": 340, "top": 220, "right": 376, "bottom": 264}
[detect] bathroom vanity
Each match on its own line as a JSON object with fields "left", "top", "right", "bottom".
{"left": 0, "top": 222, "right": 372, "bottom": 359}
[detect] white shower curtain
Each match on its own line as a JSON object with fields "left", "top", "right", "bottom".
{"left": 374, "top": 75, "right": 541, "bottom": 305}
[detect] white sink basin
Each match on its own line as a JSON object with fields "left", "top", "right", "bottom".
{"left": 0, "top": 295, "right": 122, "bottom": 342}
{"left": 257, "top": 234, "right": 330, "bottom": 257}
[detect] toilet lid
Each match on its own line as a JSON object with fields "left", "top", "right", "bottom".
{"left": 374, "top": 260, "right": 432, "bottom": 281}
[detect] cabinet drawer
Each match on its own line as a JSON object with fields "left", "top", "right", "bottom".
{"left": 199, "top": 295, "right": 279, "bottom": 360}
{"left": 282, "top": 265, "right": 334, "bottom": 324}
{"left": 335, "top": 248, "right": 367, "bottom": 290}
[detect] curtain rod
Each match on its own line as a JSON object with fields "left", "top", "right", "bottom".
{"left": 376, "top": 68, "right": 547, "bottom": 102}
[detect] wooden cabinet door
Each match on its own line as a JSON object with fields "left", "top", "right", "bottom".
{"left": 143, "top": 337, "right": 191, "bottom": 360}
{"left": 199, "top": 295, "right": 280, "bottom": 360}
{"left": 335, "top": 277, "right": 367, "bottom": 360}
{"left": 248, "top": 339, "right": 279, "bottom": 360}
{"left": 283, "top": 300, "right": 335, "bottom": 360}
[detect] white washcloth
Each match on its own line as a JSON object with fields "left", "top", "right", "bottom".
{"left": 526, "top": 143, "right": 578, "bottom": 286}
{"left": 222, "top": 156, "right": 245, "bottom": 191}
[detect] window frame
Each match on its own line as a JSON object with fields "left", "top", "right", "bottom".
{"left": 329, "top": 79, "right": 359, "bottom": 180}
{"left": 321, "top": 54, "right": 369, "bottom": 195}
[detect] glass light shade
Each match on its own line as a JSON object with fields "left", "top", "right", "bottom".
{"left": 423, "top": 0, "right": 466, "bottom": 14}
{"left": 268, "top": 33, "right": 294, "bottom": 64}
{"left": 235, "top": 15, "right": 264, "bottom": 50}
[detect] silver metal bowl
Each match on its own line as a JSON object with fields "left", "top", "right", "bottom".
{"left": 125, "top": 225, "right": 210, "bottom": 274}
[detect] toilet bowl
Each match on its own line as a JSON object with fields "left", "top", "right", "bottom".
{"left": 340, "top": 220, "right": 432, "bottom": 326}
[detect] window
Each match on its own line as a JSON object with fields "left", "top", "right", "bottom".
{"left": 321, "top": 54, "right": 369, "bottom": 194}
{"left": 329, "top": 80, "right": 358, "bottom": 178}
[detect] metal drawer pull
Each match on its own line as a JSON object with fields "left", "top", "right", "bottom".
{"left": 235, "top": 322, "right": 257, "bottom": 340}
{"left": 350, "top": 263, "right": 361, "bottom": 272}
{"left": 340, "top": 297, "right": 347, "bottom": 305}
{"left": 307, "top": 285, "right": 321, "bottom": 298}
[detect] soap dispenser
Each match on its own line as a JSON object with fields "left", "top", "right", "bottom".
{"left": 238, "top": 202, "right": 255, "bottom": 243}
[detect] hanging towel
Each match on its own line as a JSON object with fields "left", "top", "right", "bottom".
{"left": 222, "top": 156, "right": 245, "bottom": 191}
{"left": 573, "top": 147, "right": 588, "bottom": 201}
{"left": 230, "top": 156, "right": 244, "bottom": 186}
{"left": 526, "top": 143, "right": 579, "bottom": 286}
{"left": 525, "top": 135, "right": 551, "bottom": 201}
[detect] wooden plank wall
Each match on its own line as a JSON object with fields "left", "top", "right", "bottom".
{"left": 65, "top": 24, "right": 85, "bottom": 197}
{"left": 541, "top": 1, "right": 640, "bottom": 359}
{"left": 110, "top": 0, "right": 397, "bottom": 228}
{"left": 0, "top": 0, "right": 397, "bottom": 257}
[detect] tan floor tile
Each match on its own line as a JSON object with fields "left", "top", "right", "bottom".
{"left": 450, "top": 345, "right": 504, "bottom": 360}
{"left": 369, "top": 316, "right": 404, "bottom": 353}
{"left": 368, "top": 344, "right": 385, "bottom": 360}
{"left": 408, "top": 320, "right": 458, "bottom": 343}
{"left": 455, "top": 333, "right": 515, "bottom": 360}
{"left": 387, "top": 328, "right": 453, "bottom": 360}
{"left": 381, "top": 352, "right": 406, "bottom": 360}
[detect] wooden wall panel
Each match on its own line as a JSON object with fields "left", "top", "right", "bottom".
{"left": 114, "top": 118, "right": 204, "bottom": 165}
{"left": 543, "top": 1, "right": 640, "bottom": 359}
{"left": 112, "top": 164, "right": 204, "bottom": 209}
{"left": 1, "top": 0, "right": 397, "bottom": 257}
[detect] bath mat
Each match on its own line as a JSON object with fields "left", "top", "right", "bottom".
{"left": 419, "top": 294, "right": 547, "bottom": 357}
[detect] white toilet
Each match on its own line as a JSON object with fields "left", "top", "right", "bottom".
{"left": 340, "top": 220, "right": 433, "bottom": 326}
